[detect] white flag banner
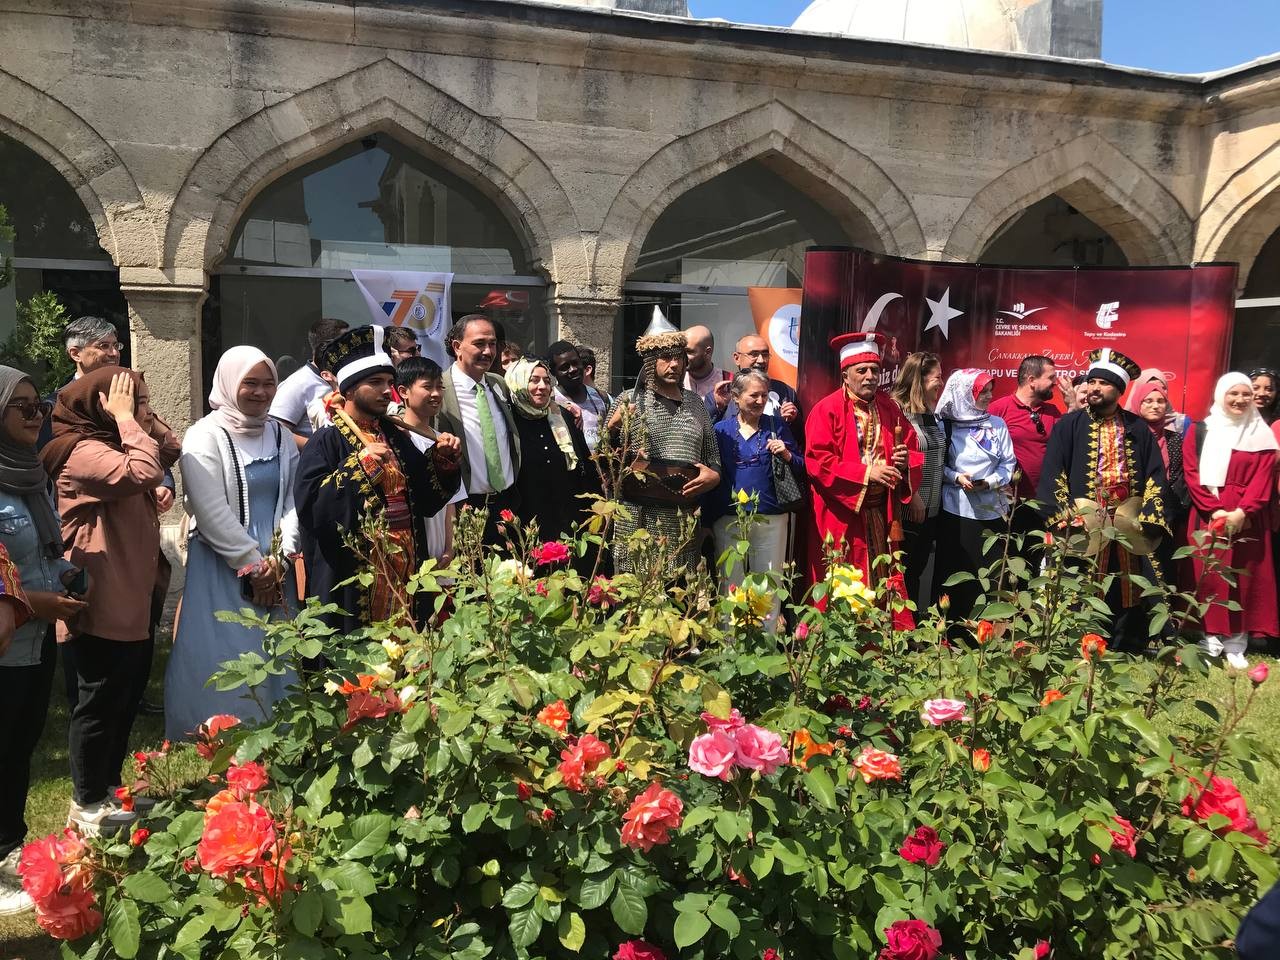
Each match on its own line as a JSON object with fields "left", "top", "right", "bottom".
{"left": 351, "top": 269, "right": 453, "bottom": 368}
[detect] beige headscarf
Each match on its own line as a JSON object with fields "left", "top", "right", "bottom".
{"left": 209, "top": 345, "right": 276, "bottom": 438}
{"left": 505, "top": 357, "right": 578, "bottom": 470}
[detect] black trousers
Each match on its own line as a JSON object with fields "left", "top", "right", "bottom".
{"left": 933, "top": 512, "right": 1003, "bottom": 629}
{"left": 0, "top": 628, "right": 57, "bottom": 859}
{"left": 63, "top": 634, "right": 154, "bottom": 805}
{"left": 465, "top": 486, "right": 522, "bottom": 549}
{"left": 902, "top": 513, "right": 939, "bottom": 613}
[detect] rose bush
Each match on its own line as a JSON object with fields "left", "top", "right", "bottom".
{"left": 24, "top": 506, "right": 1280, "bottom": 960}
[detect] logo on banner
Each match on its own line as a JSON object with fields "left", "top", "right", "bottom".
{"left": 1094, "top": 302, "right": 1120, "bottom": 330}
{"left": 766, "top": 302, "right": 802, "bottom": 367}
{"left": 998, "top": 302, "right": 1046, "bottom": 321}
{"left": 379, "top": 284, "right": 446, "bottom": 335}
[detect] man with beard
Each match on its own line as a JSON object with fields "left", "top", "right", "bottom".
{"left": 548, "top": 339, "right": 610, "bottom": 450}
{"left": 682, "top": 325, "right": 730, "bottom": 401}
{"left": 805, "top": 332, "right": 919, "bottom": 629}
{"left": 706, "top": 334, "right": 801, "bottom": 436}
{"left": 1037, "top": 347, "right": 1170, "bottom": 651}
{"left": 295, "top": 326, "right": 461, "bottom": 631}
{"left": 988, "top": 355, "right": 1063, "bottom": 554}
{"left": 606, "top": 328, "right": 720, "bottom": 575}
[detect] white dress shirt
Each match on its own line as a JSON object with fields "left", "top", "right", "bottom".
{"left": 450, "top": 364, "right": 515, "bottom": 494}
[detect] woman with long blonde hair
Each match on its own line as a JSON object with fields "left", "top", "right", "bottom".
{"left": 891, "top": 352, "right": 944, "bottom": 611}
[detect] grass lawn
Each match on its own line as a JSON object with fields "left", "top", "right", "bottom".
{"left": 2, "top": 646, "right": 1278, "bottom": 959}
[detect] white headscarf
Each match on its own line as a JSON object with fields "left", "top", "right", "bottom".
{"left": 934, "top": 369, "right": 992, "bottom": 424}
{"left": 1199, "top": 372, "right": 1279, "bottom": 492}
{"left": 209, "top": 345, "right": 277, "bottom": 439}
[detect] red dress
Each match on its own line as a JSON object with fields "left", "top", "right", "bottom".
{"left": 804, "top": 388, "right": 920, "bottom": 629}
{"left": 1183, "top": 440, "right": 1279, "bottom": 638}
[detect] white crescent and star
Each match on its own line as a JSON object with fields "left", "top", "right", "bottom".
{"left": 923, "top": 287, "right": 965, "bottom": 340}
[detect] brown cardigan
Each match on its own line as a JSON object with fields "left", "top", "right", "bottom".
{"left": 55, "top": 420, "right": 181, "bottom": 642}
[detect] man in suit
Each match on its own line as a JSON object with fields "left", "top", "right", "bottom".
{"left": 437, "top": 314, "right": 522, "bottom": 546}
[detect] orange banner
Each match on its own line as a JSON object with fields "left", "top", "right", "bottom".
{"left": 747, "top": 286, "right": 802, "bottom": 388}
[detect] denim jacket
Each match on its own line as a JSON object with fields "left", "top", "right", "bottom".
{"left": 0, "top": 489, "right": 74, "bottom": 666}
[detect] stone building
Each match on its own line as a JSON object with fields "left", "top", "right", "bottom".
{"left": 1, "top": 0, "right": 1278, "bottom": 439}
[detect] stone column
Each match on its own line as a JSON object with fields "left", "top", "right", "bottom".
{"left": 553, "top": 296, "right": 621, "bottom": 387}
{"left": 119, "top": 274, "right": 207, "bottom": 437}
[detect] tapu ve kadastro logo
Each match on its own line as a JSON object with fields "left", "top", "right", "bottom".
{"left": 1094, "top": 301, "right": 1120, "bottom": 330}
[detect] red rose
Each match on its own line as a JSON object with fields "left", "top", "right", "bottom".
{"left": 18, "top": 830, "right": 88, "bottom": 903}
{"left": 341, "top": 688, "right": 403, "bottom": 733}
{"left": 587, "top": 576, "right": 619, "bottom": 607}
{"left": 879, "top": 919, "right": 942, "bottom": 960}
{"left": 559, "top": 733, "right": 612, "bottom": 792}
{"left": 129, "top": 828, "right": 150, "bottom": 847}
{"left": 195, "top": 714, "right": 241, "bottom": 760}
{"left": 533, "top": 541, "right": 571, "bottom": 566}
{"left": 1182, "top": 774, "right": 1268, "bottom": 844}
{"left": 1034, "top": 940, "right": 1052, "bottom": 958}
{"left": 898, "top": 826, "right": 944, "bottom": 867}
{"left": 1080, "top": 634, "right": 1107, "bottom": 661}
{"left": 620, "top": 782, "right": 683, "bottom": 851}
{"left": 197, "top": 798, "right": 277, "bottom": 878}
{"left": 516, "top": 781, "right": 534, "bottom": 802}
{"left": 972, "top": 748, "right": 991, "bottom": 772}
{"left": 499, "top": 509, "right": 516, "bottom": 522}
{"left": 541, "top": 808, "right": 556, "bottom": 822}
{"left": 226, "top": 760, "right": 269, "bottom": 797}
{"left": 613, "top": 941, "right": 667, "bottom": 960}
{"left": 1248, "top": 662, "right": 1269, "bottom": 685}
{"left": 1108, "top": 816, "right": 1138, "bottom": 857}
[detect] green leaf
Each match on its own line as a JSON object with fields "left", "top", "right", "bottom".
{"left": 461, "top": 802, "right": 490, "bottom": 833}
{"left": 1183, "top": 828, "right": 1212, "bottom": 859}
{"left": 1207, "top": 840, "right": 1235, "bottom": 881}
{"left": 108, "top": 898, "right": 141, "bottom": 959}
{"left": 325, "top": 861, "right": 377, "bottom": 896}
{"left": 805, "top": 768, "right": 837, "bottom": 810}
{"left": 1117, "top": 708, "right": 1164, "bottom": 753}
{"left": 558, "top": 911, "right": 587, "bottom": 952}
{"left": 674, "top": 910, "right": 711, "bottom": 947}
{"left": 509, "top": 907, "right": 543, "bottom": 948}
{"left": 303, "top": 764, "right": 338, "bottom": 814}
{"left": 292, "top": 889, "right": 323, "bottom": 936}
{"left": 323, "top": 890, "right": 373, "bottom": 934}
{"left": 340, "top": 813, "right": 392, "bottom": 859}
{"left": 503, "top": 881, "right": 538, "bottom": 909}
{"left": 708, "top": 901, "right": 741, "bottom": 938}
{"left": 610, "top": 881, "right": 648, "bottom": 935}
{"left": 1059, "top": 878, "right": 1086, "bottom": 901}
{"left": 172, "top": 914, "right": 214, "bottom": 953}
{"left": 575, "top": 872, "right": 616, "bottom": 910}
{"left": 121, "top": 872, "right": 171, "bottom": 903}
{"left": 441, "top": 708, "right": 473, "bottom": 736}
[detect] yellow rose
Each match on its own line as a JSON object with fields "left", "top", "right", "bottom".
{"left": 381, "top": 638, "right": 404, "bottom": 661}
{"left": 735, "top": 488, "right": 751, "bottom": 505}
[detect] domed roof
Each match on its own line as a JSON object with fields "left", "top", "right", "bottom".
{"left": 791, "top": 0, "right": 1024, "bottom": 54}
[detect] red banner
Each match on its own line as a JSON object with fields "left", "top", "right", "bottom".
{"left": 796, "top": 247, "right": 1237, "bottom": 420}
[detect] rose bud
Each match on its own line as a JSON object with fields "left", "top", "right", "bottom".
{"left": 1248, "top": 662, "right": 1269, "bottom": 684}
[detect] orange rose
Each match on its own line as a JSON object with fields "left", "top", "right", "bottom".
{"left": 338, "top": 674, "right": 379, "bottom": 695}
{"left": 537, "top": 700, "right": 572, "bottom": 733}
{"left": 793, "top": 729, "right": 834, "bottom": 771}
{"left": 32, "top": 885, "right": 102, "bottom": 941}
{"left": 972, "top": 748, "right": 991, "bottom": 772}
{"left": 1081, "top": 634, "right": 1107, "bottom": 661}
{"left": 197, "top": 798, "right": 277, "bottom": 879}
{"left": 975, "top": 620, "right": 994, "bottom": 645}
{"left": 620, "top": 782, "right": 683, "bottom": 852}
{"left": 852, "top": 746, "right": 902, "bottom": 783}
{"left": 195, "top": 714, "right": 241, "bottom": 760}
{"left": 1040, "top": 689, "right": 1064, "bottom": 707}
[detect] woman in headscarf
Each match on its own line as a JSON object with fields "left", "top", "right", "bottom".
{"left": 505, "top": 357, "right": 598, "bottom": 551}
{"left": 1124, "top": 377, "right": 1191, "bottom": 590}
{"left": 1128, "top": 368, "right": 1192, "bottom": 435}
{"left": 0, "top": 366, "right": 74, "bottom": 912}
{"left": 1250, "top": 367, "right": 1278, "bottom": 426}
{"left": 165, "top": 346, "right": 300, "bottom": 742}
{"left": 42, "top": 366, "right": 180, "bottom": 835}
{"left": 1183, "top": 373, "right": 1279, "bottom": 669}
{"left": 932, "top": 369, "right": 1017, "bottom": 629}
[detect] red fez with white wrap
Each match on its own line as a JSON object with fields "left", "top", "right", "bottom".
{"left": 829, "top": 331, "right": 886, "bottom": 370}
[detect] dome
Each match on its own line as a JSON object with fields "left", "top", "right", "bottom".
{"left": 791, "top": 0, "right": 1024, "bottom": 55}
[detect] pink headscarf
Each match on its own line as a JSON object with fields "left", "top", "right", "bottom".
{"left": 209, "top": 345, "right": 276, "bottom": 438}
{"left": 1125, "top": 378, "right": 1170, "bottom": 468}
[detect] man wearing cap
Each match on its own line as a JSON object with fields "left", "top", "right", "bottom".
{"left": 1037, "top": 347, "right": 1170, "bottom": 651}
{"left": 605, "top": 328, "right": 720, "bottom": 576}
{"left": 295, "top": 325, "right": 462, "bottom": 632}
{"left": 805, "top": 332, "right": 919, "bottom": 629}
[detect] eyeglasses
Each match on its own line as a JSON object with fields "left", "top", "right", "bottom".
{"left": 392, "top": 345, "right": 421, "bottom": 357}
{"left": 739, "top": 350, "right": 771, "bottom": 360}
{"left": 5, "top": 399, "right": 52, "bottom": 422}
{"left": 1029, "top": 408, "right": 1045, "bottom": 436}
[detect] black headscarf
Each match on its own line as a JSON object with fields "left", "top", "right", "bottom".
{"left": 0, "top": 365, "right": 63, "bottom": 554}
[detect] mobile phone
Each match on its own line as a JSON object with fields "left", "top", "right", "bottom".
{"left": 240, "top": 573, "right": 256, "bottom": 603}
{"left": 64, "top": 567, "right": 89, "bottom": 596}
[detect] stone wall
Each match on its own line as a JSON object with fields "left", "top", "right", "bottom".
{"left": 0, "top": 0, "right": 1278, "bottom": 433}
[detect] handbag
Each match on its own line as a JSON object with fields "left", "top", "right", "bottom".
{"left": 769, "top": 446, "right": 805, "bottom": 512}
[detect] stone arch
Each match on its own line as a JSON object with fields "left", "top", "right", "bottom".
{"left": 943, "top": 131, "right": 1193, "bottom": 266}
{"left": 165, "top": 58, "right": 584, "bottom": 288}
{"left": 0, "top": 69, "right": 154, "bottom": 268}
{"left": 1197, "top": 143, "right": 1280, "bottom": 291}
{"left": 594, "top": 100, "right": 925, "bottom": 293}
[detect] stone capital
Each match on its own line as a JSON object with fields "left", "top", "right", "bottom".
{"left": 552, "top": 296, "right": 622, "bottom": 386}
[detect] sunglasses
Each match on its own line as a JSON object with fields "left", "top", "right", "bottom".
{"left": 5, "top": 399, "right": 52, "bottom": 422}
{"left": 1029, "top": 408, "right": 1045, "bottom": 436}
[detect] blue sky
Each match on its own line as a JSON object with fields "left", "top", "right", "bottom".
{"left": 687, "top": 0, "right": 1280, "bottom": 74}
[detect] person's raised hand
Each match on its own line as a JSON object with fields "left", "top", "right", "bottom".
{"left": 434, "top": 432, "right": 462, "bottom": 466}
{"left": 359, "top": 441, "right": 391, "bottom": 465}
{"left": 712, "top": 380, "right": 732, "bottom": 412}
{"left": 867, "top": 462, "right": 901, "bottom": 487}
{"left": 99, "top": 372, "right": 136, "bottom": 423}
{"left": 779, "top": 400, "right": 799, "bottom": 422}
{"left": 1057, "top": 374, "right": 1078, "bottom": 410}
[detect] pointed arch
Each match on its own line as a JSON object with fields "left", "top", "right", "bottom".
{"left": 165, "top": 58, "right": 584, "bottom": 286}
{"left": 1197, "top": 142, "right": 1280, "bottom": 291}
{"left": 943, "top": 131, "right": 1193, "bottom": 265}
{"left": 0, "top": 69, "right": 153, "bottom": 267}
{"left": 593, "top": 100, "right": 925, "bottom": 292}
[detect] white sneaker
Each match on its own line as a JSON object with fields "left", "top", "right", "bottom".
{"left": 1226, "top": 652, "right": 1250, "bottom": 670}
{"left": 69, "top": 800, "right": 137, "bottom": 837}
{"left": 1200, "top": 635, "right": 1224, "bottom": 658}
{"left": 0, "top": 847, "right": 34, "bottom": 917}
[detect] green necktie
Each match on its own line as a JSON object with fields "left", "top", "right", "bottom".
{"left": 474, "top": 381, "right": 506, "bottom": 490}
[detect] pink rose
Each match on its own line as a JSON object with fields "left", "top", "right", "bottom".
{"left": 700, "top": 708, "right": 745, "bottom": 731}
{"left": 879, "top": 919, "right": 942, "bottom": 960}
{"left": 920, "top": 698, "right": 970, "bottom": 726}
{"left": 688, "top": 731, "right": 738, "bottom": 781}
{"left": 733, "top": 724, "right": 788, "bottom": 776}
{"left": 1248, "top": 662, "right": 1269, "bottom": 685}
{"left": 614, "top": 940, "right": 667, "bottom": 960}
{"left": 533, "top": 541, "right": 571, "bottom": 566}
{"left": 1108, "top": 816, "right": 1138, "bottom": 858}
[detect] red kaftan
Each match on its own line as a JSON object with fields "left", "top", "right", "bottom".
{"left": 804, "top": 388, "right": 921, "bottom": 629}
{"left": 1183, "top": 440, "right": 1278, "bottom": 638}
